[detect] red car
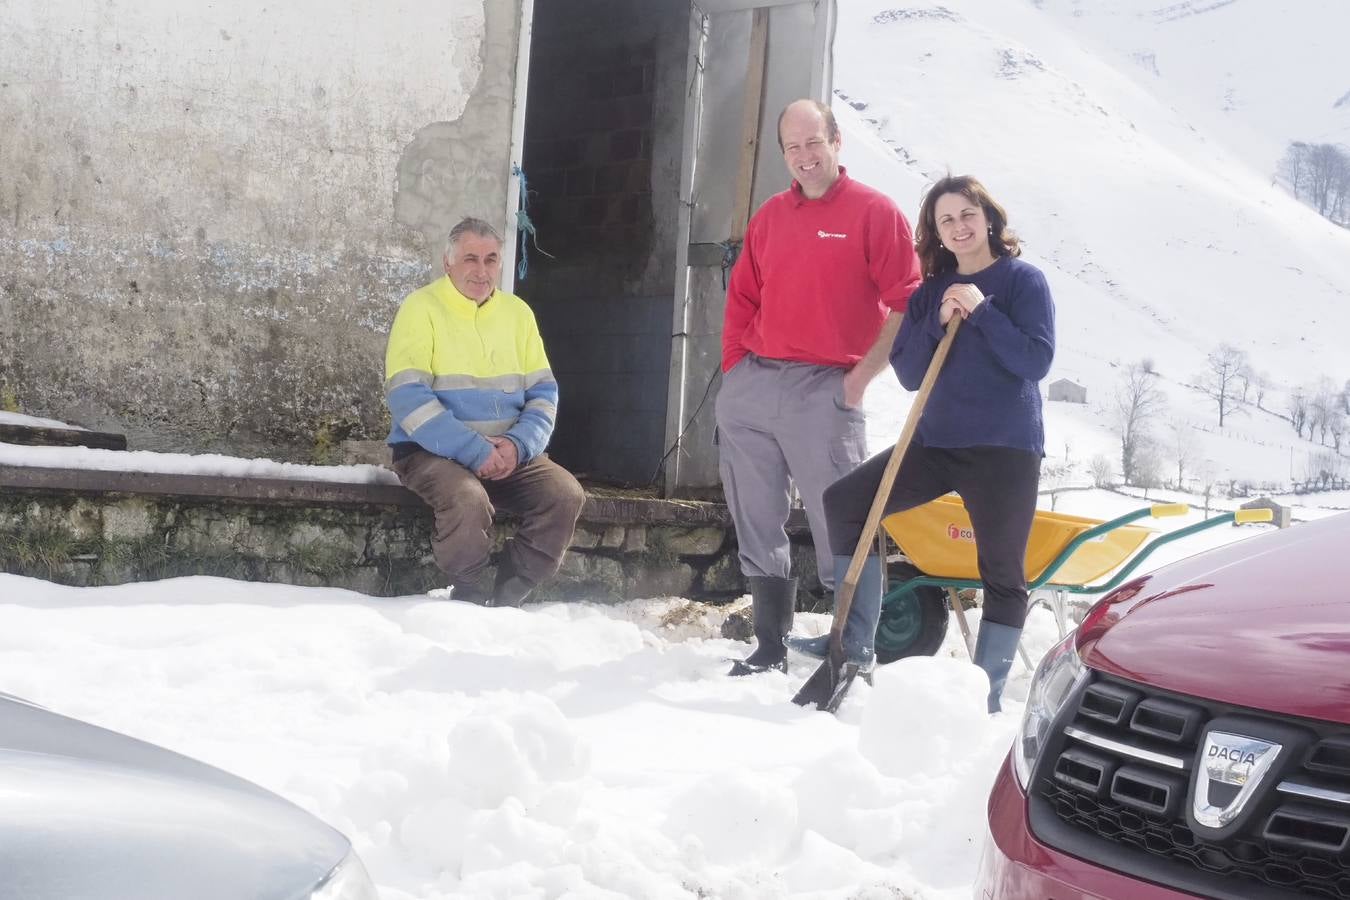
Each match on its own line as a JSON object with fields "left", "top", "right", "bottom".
{"left": 976, "top": 511, "right": 1350, "bottom": 899}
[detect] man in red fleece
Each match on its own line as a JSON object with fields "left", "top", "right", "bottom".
{"left": 718, "top": 99, "right": 921, "bottom": 676}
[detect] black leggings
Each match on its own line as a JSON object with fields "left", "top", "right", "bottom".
{"left": 823, "top": 444, "right": 1041, "bottom": 628}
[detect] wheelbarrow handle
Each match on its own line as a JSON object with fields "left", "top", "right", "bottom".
{"left": 830, "top": 316, "right": 962, "bottom": 650}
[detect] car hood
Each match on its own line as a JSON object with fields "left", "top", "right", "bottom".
{"left": 1077, "top": 512, "right": 1350, "bottom": 725}
{"left": 0, "top": 694, "right": 348, "bottom": 900}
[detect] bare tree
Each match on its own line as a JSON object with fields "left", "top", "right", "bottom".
{"left": 1306, "top": 143, "right": 1346, "bottom": 216}
{"left": 1277, "top": 141, "right": 1350, "bottom": 223}
{"left": 1196, "top": 459, "right": 1219, "bottom": 518}
{"left": 1254, "top": 371, "right": 1270, "bottom": 411}
{"left": 1310, "top": 378, "right": 1341, "bottom": 445}
{"left": 1278, "top": 142, "right": 1310, "bottom": 198}
{"left": 1089, "top": 453, "right": 1115, "bottom": 488}
{"left": 1133, "top": 441, "right": 1164, "bottom": 499}
{"left": 1289, "top": 386, "right": 1309, "bottom": 439}
{"left": 1196, "top": 344, "right": 1248, "bottom": 428}
{"left": 1168, "top": 419, "right": 1198, "bottom": 489}
{"left": 1113, "top": 362, "right": 1167, "bottom": 485}
{"left": 1303, "top": 451, "right": 1346, "bottom": 489}
{"left": 1335, "top": 158, "right": 1350, "bottom": 223}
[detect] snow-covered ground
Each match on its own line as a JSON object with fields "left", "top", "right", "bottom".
{"left": 0, "top": 416, "right": 1309, "bottom": 899}
{"left": 1, "top": 461, "right": 1318, "bottom": 898}
{"left": 0, "top": 394, "right": 1307, "bottom": 899}
{"left": 0, "top": 491, "right": 1283, "bottom": 900}
{"left": 0, "top": 575, "right": 1024, "bottom": 899}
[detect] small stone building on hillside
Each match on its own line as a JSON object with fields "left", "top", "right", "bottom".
{"left": 1048, "top": 378, "right": 1087, "bottom": 404}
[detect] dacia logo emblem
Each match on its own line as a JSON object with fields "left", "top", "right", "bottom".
{"left": 1193, "top": 731, "right": 1281, "bottom": 828}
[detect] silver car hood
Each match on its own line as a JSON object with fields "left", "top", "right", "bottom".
{"left": 0, "top": 694, "right": 348, "bottom": 900}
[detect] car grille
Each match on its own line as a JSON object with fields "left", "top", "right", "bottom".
{"left": 1029, "top": 673, "right": 1350, "bottom": 900}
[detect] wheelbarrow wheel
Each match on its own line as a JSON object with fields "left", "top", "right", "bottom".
{"left": 875, "top": 562, "right": 950, "bottom": 665}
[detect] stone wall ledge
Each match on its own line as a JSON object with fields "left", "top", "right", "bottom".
{"left": 0, "top": 464, "right": 818, "bottom": 602}
{"left": 0, "top": 465, "right": 802, "bottom": 529}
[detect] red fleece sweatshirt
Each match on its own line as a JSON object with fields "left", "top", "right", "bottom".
{"left": 722, "top": 169, "right": 921, "bottom": 372}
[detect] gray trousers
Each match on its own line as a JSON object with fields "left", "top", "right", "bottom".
{"left": 715, "top": 354, "right": 868, "bottom": 589}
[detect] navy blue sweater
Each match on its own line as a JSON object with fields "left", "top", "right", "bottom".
{"left": 890, "top": 255, "right": 1055, "bottom": 455}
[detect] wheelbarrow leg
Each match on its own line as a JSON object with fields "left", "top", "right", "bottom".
{"left": 1052, "top": 589, "right": 1069, "bottom": 639}
{"left": 947, "top": 587, "right": 975, "bottom": 658}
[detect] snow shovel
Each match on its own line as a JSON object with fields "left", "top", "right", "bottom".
{"left": 792, "top": 315, "right": 962, "bottom": 712}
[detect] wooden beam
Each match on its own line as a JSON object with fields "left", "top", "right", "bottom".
{"left": 694, "top": 0, "right": 807, "bottom": 12}
{"left": 730, "top": 7, "right": 770, "bottom": 242}
{"left": 0, "top": 424, "right": 127, "bottom": 451}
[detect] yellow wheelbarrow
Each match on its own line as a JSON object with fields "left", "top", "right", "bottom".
{"left": 872, "top": 497, "right": 1273, "bottom": 665}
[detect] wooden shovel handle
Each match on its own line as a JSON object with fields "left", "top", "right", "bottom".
{"left": 830, "top": 316, "right": 962, "bottom": 646}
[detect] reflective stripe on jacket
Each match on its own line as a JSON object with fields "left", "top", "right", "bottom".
{"left": 384, "top": 276, "right": 558, "bottom": 470}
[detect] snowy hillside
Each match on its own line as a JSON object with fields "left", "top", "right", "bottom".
{"left": 835, "top": 0, "right": 1350, "bottom": 489}
{"left": 1033, "top": 0, "right": 1350, "bottom": 175}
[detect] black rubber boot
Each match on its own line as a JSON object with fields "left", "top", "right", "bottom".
{"left": 449, "top": 578, "right": 492, "bottom": 606}
{"left": 491, "top": 556, "right": 535, "bottom": 608}
{"left": 728, "top": 576, "right": 797, "bottom": 676}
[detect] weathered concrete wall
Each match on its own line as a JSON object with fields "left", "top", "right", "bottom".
{"left": 519, "top": 0, "right": 690, "bottom": 486}
{"left": 0, "top": 0, "right": 522, "bottom": 459}
{"left": 0, "top": 469, "right": 825, "bottom": 602}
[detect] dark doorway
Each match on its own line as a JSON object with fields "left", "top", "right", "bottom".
{"left": 515, "top": 0, "right": 692, "bottom": 488}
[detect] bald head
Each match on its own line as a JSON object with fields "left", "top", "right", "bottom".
{"left": 776, "top": 99, "right": 839, "bottom": 152}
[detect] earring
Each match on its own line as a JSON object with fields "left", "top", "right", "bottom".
{"left": 987, "top": 225, "right": 993, "bottom": 234}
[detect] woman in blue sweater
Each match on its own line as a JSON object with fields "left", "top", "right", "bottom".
{"left": 791, "top": 174, "right": 1055, "bottom": 712}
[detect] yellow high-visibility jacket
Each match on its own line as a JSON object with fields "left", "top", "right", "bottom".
{"left": 384, "top": 276, "right": 557, "bottom": 470}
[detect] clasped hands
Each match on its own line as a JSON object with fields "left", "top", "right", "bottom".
{"left": 477, "top": 435, "right": 519, "bottom": 480}
{"left": 939, "top": 283, "right": 984, "bottom": 325}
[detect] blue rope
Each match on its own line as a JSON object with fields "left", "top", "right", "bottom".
{"left": 718, "top": 239, "right": 742, "bottom": 289}
{"left": 512, "top": 164, "right": 554, "bottom": 281}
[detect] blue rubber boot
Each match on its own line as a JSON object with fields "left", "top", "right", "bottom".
{"left": 973, "top": 620, "right": 1023, "bottom": 713}
{"left": 787, "top": 555, "right": 883, "bottom": 667}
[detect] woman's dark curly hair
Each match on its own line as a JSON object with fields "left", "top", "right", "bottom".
{"left": 914, "top": 174, "right": 1020, "bottom": 277}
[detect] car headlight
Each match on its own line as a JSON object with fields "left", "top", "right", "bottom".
{"left": 1012, "top": 630, "right": 1087, "bottom": 788}
{"left": 310, "top": 849, "right": 379, "bottom": 900}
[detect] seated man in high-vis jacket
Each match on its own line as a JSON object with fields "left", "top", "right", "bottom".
{"left": 384, "top": 217, "right": 585, "bottom": 607}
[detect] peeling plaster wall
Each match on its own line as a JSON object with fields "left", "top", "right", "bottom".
{"left": 0, "top": 0, "right": 522, "bottom": 457}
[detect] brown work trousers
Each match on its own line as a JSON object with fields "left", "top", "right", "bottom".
{"left": 393, "top": 449, "right": 585, "bottom": 589}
